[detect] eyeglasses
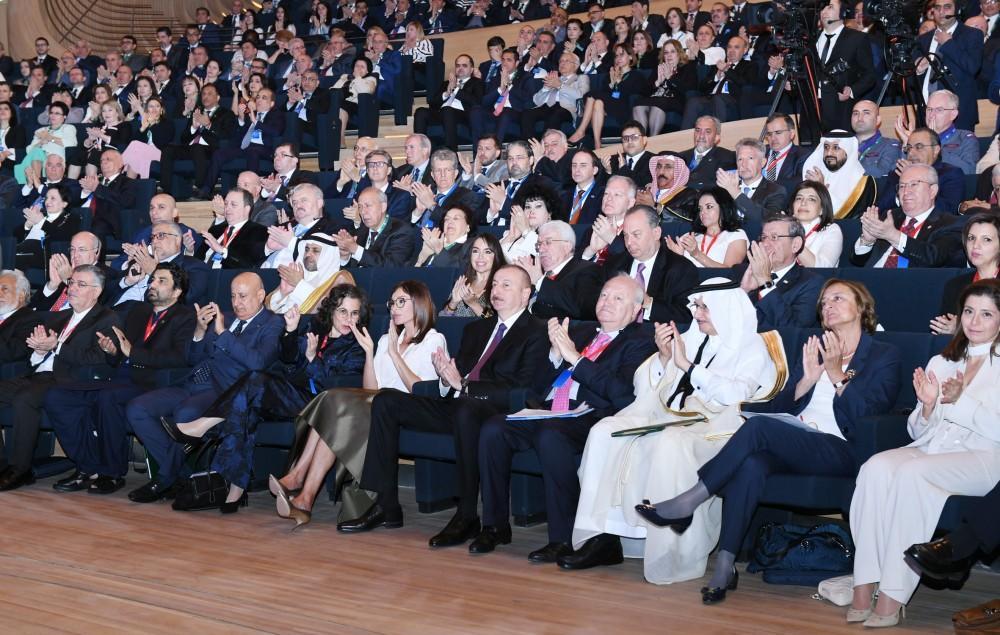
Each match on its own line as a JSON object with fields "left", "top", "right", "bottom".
{"left": 274, "top": 152, "right": 295, "bottom": 159}
{"left": 925, "top": 107, "right": 956, "bottom": 115}
{"left": 758, "top": 233, "right": 794, "bottom": 242}
{"left": 536, "top": 238, "right": 569, "bottom": 250}
{"left": 687, "top": 301, "right": 708, "bottom": 312}
{"left": 386, "top": 297, "right": 411, "bottom": 309}
{"left": 335, "top": 308, "right": 361, "bottom": 319}
{"left": 897, "top": 180, "right": 932, "bottom": 191}
{"left": 150, "top": 232, "right": 180, "bottom": 240}
{"left": 67, "top": 279, "right": 100, "bottom": 289}
{"left": 366, "top": 161, "right": 389, "bottom": 168}
{"left": 902, "top": 143, "right": 938, "bottom": 153}
{"left": 621, "top": 134, "right": 642, "bottom": 142}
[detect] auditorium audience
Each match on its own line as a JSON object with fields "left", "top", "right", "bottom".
{"left": 524, "top": 219, "right": 603, "bottom": 320}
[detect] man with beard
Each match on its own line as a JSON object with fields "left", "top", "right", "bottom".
{"left": 801, "top": 130, "right": 877, "bottom": 219}
{"left": 482, "top": 140, "right": 549, "bottom": 226}
{"left": 851, "top": 100, "right": 902, "bottom": 178}
{"left": 0, "top": 270, "right": 43, "bottom": 363}
{"left": 636, "top": 154, "right": 700, "bottom": 222}
{"left": 267, "top": 234, "right": 342, "bottom": 315}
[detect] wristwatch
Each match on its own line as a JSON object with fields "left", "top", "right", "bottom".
{"left": 833, "top": 369, "right": 857, "bottom": 390}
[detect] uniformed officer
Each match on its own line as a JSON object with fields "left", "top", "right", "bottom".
{"left": 896, "top": 89, "right": 979, "bottom": 174}
{"left": 851, "top": 100, "right": 902, "bottom": 179}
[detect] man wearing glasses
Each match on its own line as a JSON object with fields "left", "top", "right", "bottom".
{"left": 916, "top": 0, "right": 983, "bottom": 130}
{"left": 895, "top": 89, "right": 978, "bottom": 174}
{"left": 0, "top": 264, "right": 121, "bottom": 492}
{"left": 332, "top": 136, "right": 379, "bottom": 199}
{"left": 850, "top": 163, "right": 965, "bottom": 268}
{"left": 110, "top": 221, "right": 210, "bottom": 308}
{"left": 111, "top": 194, "right": 203, "bottom": 271}
{"left": 761, "top": 113, "right": 809, "bottom": 200}
{"left": 521, "top": 220, "right": 603, "bottom": 320}
{"left": 606, "top": 121, "right": 654, "bottom": 189}
{"left": 876, "top": 127, "right": 964, "bottom": 213}
{"left": 31, "top": 231, "right": 107, "bottom": 311}
{"left": 410, "top": 148, "right": 483, "bottom": 228}
{"left": 413, "top": 54, "right": 484, "bottom": 152}
{"left": 261, "top": 143, "right": 316, "bottom": 203}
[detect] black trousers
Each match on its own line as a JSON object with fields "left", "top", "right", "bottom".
{"left": 158, "top": 144, "right": 213, "bottom": 193}
{"left": 0, "top": 373, "right": 58, "bottom": 474}
{"left": 680, "top": 94, "right": 740, "bottom": 130}
{"left": 521, "top": 105, "right": 571, "bottom": 140}
{"left": 413, "top": 106, "right": 470, "bottom": 151}
{"left": 478, "top": 409, "right": 598, "bottom": 544}
{"left": 966, "top": 480, "right": 1000, "bottom": 552}
{"left": 360, "top": 389, "right": 503, "bottom": 518}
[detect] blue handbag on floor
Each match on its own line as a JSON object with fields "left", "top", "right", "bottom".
{"left": 746, "top": 522, "right": 855, "bottom": 586}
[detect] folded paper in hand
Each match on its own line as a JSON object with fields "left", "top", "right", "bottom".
{"left": 507, "top": 403, "right": 594, "bottom": 421}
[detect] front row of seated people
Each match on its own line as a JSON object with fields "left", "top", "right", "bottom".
{"left": 0, "top": 214, "right": 995, "bottom": 626}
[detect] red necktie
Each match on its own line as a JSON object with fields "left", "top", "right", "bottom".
{"left": 883, "top": 217, "right": 919, "bottom": 269}
{"left": 551, "top": 332, "right": 611, "bottom": 412}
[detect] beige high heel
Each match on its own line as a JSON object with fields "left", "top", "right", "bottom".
{"left": 863, "top": 605, "right": 906, "bottom": 628}
{"left": 847, "top": 588, "right": 877, "bottom": 623}
{"left": 288, "top": 505, "right": 312, "bottom": 530}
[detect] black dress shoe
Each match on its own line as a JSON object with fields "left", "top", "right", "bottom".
{"left": 429, "top": 513, "right": 481, "bottom": 548}
{"left": 53, "top": 470, "right": 95, "bottom": 492}
{"left": 701, "top": 567, "right": 739, "bottom": 604}
{"left": 160, "top": 416, "right": 204, "bottom": 445}
{"left": 904, "top": 537, "right": 973, "bottom": 582}
{"left": 528, "top": 542, "right": 573, "bottom": 564}
{"left": 557, "top": 534, "right": 624, "bottom": 570}
{"left": 468, "top": 525, "right": 513, "bottom": 554}
{"left": 0, "top": 469, "right": 35, "bottom": 491}
{"left": 634, "top": 499, "right": 693, "bottom": 534}
{"left": 336, "top": 504, "right": 404, "bottom": 533}
{"left": 128, "top": 479, "right": 182, "bottom": 503}
{"left": 220, "top": 491, "right": 249, "bottom": 514}
{"left": 88, "top": 476, "right": 125, "bottom": 495}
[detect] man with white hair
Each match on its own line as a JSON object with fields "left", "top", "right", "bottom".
{"left": 801, "top": 130, "right": 877, "bottom": 219}
{"left": 896, "top": 89, "right": 978, "bottom": 174}
{"left": 263, "top": 183, "right": 336, "bottom": 267}
{"left": 0, "top": 269, "right": 43, "bottom": 363}
{"left": 521, "top": 220, "right": 603, "bottom": 320}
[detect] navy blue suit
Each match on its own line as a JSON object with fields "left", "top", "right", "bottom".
{"left": 478, "top": 322, "right": 656, "bottom": 543}
{"left": 108, "top": 254, "right": 212, "bottom": 308}
{"left": 746, "top": 264, "right": 823, "bottom": 331}
{"left": 699, "top": 333, "right": 900, "bottom": 553}
{"left": 126, "top": 310, "right": 283, "bottom": 486}
{"left": 918, "top": 24, "right": 984, "bottom": 130}
{"left": 109, "top": 225, "right": 203, "bottom": 271}
{"left": 200, "top": 109, "right": 287, "bottom": 195}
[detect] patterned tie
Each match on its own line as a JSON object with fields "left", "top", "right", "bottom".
{"left": 634, "top": 263, "right": 647, "bottom": 323}
{"left": 232, "top": 320, "right": 246, "bottom": 336}
{"left": 411, "top": 167, "right": 421, "bottom": 183}
{"left": 764, "top": 151, "right": 778, "bottom": 181}
{"left": 689, "top": 152, "right": 701, "bottom": 169}
{"left": 883, "top": 217, "right": 920, "bottom": 269}
{"left": 569, "top": 188, "right": 585, "bottom": 224}
{"left": 51, "top": 286, "right": 71, "bottom": 311}
{"left": 551, "top": 332, "right": 612, "bottom": 412}
{"left": 467, "top": 323, "right": 507, "bottom": 381}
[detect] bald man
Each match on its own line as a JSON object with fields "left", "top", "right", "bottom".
{"left": 110, "top": 193, "right": 202, "bottom": 271}
{"left": 126, "top": 272, "right": 284, "bottom": 503}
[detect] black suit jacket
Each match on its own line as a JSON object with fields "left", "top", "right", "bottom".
{"left": 744, "top": 263, "right": 823, "bottom": 331}
{"left": 349, "top": 217, "right": 417, "bottom": 268}
{"left": 735, "top": 179, "right": 787, "bottom": 239}
{"left": 195, "top": 221, "right": 268, "bottom": 268}
{"left": 428, "top": 77, "right": 485, "bottom": 112}
{"left": 533, "top": 154, "right": 573, "bottom": 191}
{"left": 605, "top": 247, "right": 699, "bottom": 324}
{"left": 531, "top": 258, "right": 604, "bottom": 321}
{"left": 74, "top": 174, "right": 137, "bottom": 240}
{"left": 269, "top": 168, "right": 318, "bottom": 202}
{"left": 235, "top": 108, "right": 286, "bottom": 153}
{"left": 427, "top": 185, "right": 483, "bottom": 227}
{"left": 563, "top": 181, "right": 604, "bottom": 225}
{"left": 770, "top": 145, "right": 810, "bottom": 203}
{"left": 0, "top": 307, "right": 43, "bottom": 363}
{"left": 918, "top": 24, "right": 984, "bottom": 129}
{"left": 817, "top": 28, "right": 877, "bottom": 128}
{"left": 847, "top": 208, "right": 964, "bottom": 268}
{"left": 676, "top": 146, "right": 736, "bottom": 191}
{"left": 609, "top": 151, "right": 654, "bottom": 189}
{"left": 179, "top": 106, "right": 238, "bottom": 151}
{"left": 452, "top": 311, "right": 550, "bottom": 408}
{"left": 34, "top": 305, "right": 121, "bottom": 380}
{"left": 111, "top": 302, "right": 197, "bottom": 389}
{"left": 393, "top": 163, "right": 435, "bottom": 187}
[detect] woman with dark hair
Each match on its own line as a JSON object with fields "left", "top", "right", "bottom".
{"left": 665, "top": 187, "right": 747, "bottom": 267}
{"left": 500, "top": 183, "right": 563, "bottom": 260}
{"left": 14, "top": 182, "right": 81, "bottom": 269}
{"left": 125, "top": 76, "right": 157, "bottom": 121}
{"left": 0, "top": 100, "right": 27, "bottom": 175}
{"left": 849, "top": 279, "right": 1000, "bottom": 628}
{"left": 265, "top": 5, "right": 296, "bottom": 47}
{"left": 632, "top": 40, "right": 697, "bottom": 136}
{"left": 309, "top": 1, "right": 334, "bottom": 36}
{"left": 268, "top": 279, "right": 447, "bottom": 527}
{"left": 568, "top": 43, "right": 648, "bottom": 149}
{"left": 790, "top": 180, "right": 844, "bottom": 268}
{"left": 564, "top": 19, "right": 588, "bottom": 61}
{"left": 122, "top": 97, "right": 175, "bottom": 179}
{"left": 658, "top": 7, "right": 693, "bottom": 49}
{"left": 334, "top": 56, "right": 378, "bottom": 147}
{"left": 15, "top": 101, "right": 77, "bottom": 183}
{"left": 176, "top": 76, "right": 202, "bottom": 118}
{"left": 442, "top": 233, "right": 507, "bottom": 317}
{"left": 932, "top": 213, "right": 1000, "bottom": 335}
{"left": 413, "top": 204, "right": 473, "bottom": 268}
{"left": 164, "top": 285, "right": 371, "bottom": 514}
{"left": 631, "top": 30, "right": 658, "bottom": 69}
{"left": 637, "top": 279, "right": 901, "bottom": 605}
{"left": 612, "top": 15, "right": 631, "bottom": 45}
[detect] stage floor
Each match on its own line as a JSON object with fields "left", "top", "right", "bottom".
{"left": 0, "top": 476, "right": 995, "bottom": 634}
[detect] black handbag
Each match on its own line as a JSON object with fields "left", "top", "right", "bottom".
{"left": 746, "top": 522, "right": 855, "bottom": 586}
{"left": 171, "top": 471, "right": 228, "bottom": 511}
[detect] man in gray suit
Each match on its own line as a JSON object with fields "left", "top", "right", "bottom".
{"left": 460, "top": 134, "right": 508, "bottom": 192}
{"left": 237, "top": 171, "right": 278, "bottom": 227}
{"left": 715, "top": 137, "right": 786, "bottom": 239}
{"left": 120, "top": 35, "right": 151, "bottom": 74}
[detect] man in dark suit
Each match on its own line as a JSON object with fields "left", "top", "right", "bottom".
{"left": 74, "top": 149, "right": 137, "bottom": 242}
{"left": 481, "top": 140, "right": 553, "bottom": 226}
{"left": 410, "top": 148, "right": 484, "bottom": 227}
{"left": 681, "top": 35, "right": 755, "bottom": 129}
{"left": 110, "top": 193, "right": 203, "bottom": 271}
{"left": 563, "top": 149, "right": 605, "bottom": 225}
{"left": 0, "top": 270, "right": 44, "bottom": 363}
{"left": 338, "top": 187, "right": 417, "bottom": 268}
{"left": 472, "top": 275, "right": 656, "bottom": 560}
{"left": 126, "top": 273, "right": 282, "bottom": 503}
{"left": 159, "top": 83, "right": 237, "bottom": 199}
{"left": 606, "top": 206, "right": 699, "bottom": 324}
{"left": 197, "top": 88, "right": 286, "bottom": 199}
{"left": 156, "top": 27, "right": 186, "bottom": 74}
{"left": 526, "top": 220, "right": 604, "bottom": 321}
{"left": 533, "top": 129, "right": 574, "bottom": 191}
{"left": 31, "top": 37, "right": 59, "bottom": 77}
{"left": 606, "top": 121, "right": 655, "bottom": 190}
{"left": 813, "top": 0, "right": 877, "bottom": 131}
{"left": 340, "top": 266, "right": 550, "bottom": 545}
{"left": 0, "top": 265, "right": 121, "bottom": 491}
{"left": 120, "top": 35, "right": 151, "bottom": 74}
{"left": 631, "top": 0, "right": 667, "bottom": 44}
{"left": 684, "top": 0, "right": 712, "bottom": 32}
{"left": 849, "top": 163, "right": 964, "bottom": 268}
{"left": 336, "top": 148, "right": 414, "bottom": 221}
{"left": 194, "top": 6, "right": 224, "bottom": 49}
{"left": 422, "top": 0, "right": 460, "bottom": 32}
{"left": 17, "top": 153, "right": 81, "bottom": 209}
{"left": 260, "top": 143, "right": 317, "bottom": 203}
{"left": 716, "top": 137, "right": 787, "bottom": 239}
{"left": 30, "top": 232, "right": 107, "bottom": 312}
{"left": 876, "top": 127, "right": 965, "bottom": 213}
{"left": 195, "top": 189, "right": 268, "bottom": 269}
{"left": 583, "top": 3, "right": 615, "bottom": 41}
{"left": 762, "top": 113, "right": 810, "bottom": 201}
{"left": 285, "top": 70, "right": 331, "bottom": 135}
{"left": 46, "top": 264, "right": 197, "bottom": 495}
{"left": 676, "top": 115, "right": 737, "bottom": 191}
{"left": 739, "top": 214, "right": 823, "bottom": 330}
{"left": 917, "top": 2, "right": 983, "bottom": 130}
{"left": 110, "top": 221, "right": 210, "bottom": 309}
{"left": 472, "top": 47, "right": 534, "bottom": 146}
{"left": 392, "top": 134, "right": 434, "bottom": 187}
{"left": 414, "top": 55, "right": 484, "bottom": 151}
{"left": 710, "top": 3, "right": 739, "bottom": 47}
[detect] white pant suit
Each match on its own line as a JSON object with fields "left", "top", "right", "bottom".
{"left": 850, "top": 346, "right": 1000, "bottom": 604}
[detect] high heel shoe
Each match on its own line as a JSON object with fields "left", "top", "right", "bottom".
{"left": 634, "top": 499, "right": 693, "bottom": 534}
{"left": 220, "top": 491, "right": 248, "bottom": 514}
{"left": 701, "top": 566, "right": 739, "bottom": 604}
{"left": 847, "top": 589, "right": 877, "bottom": 623}
{"left": 863, "top": 605, "right": 905, "bottom": 628}
{"left": 161, "top": 416, "right": 204, "bottom": 445}
{"left": 275, "top": 482, "right": 293, "bottom": 519}
{"left": 288, "top": 506, "right": 312, "bottom": 530}
{"left": 268, "top": 474, "right": 301, "bottom": 498}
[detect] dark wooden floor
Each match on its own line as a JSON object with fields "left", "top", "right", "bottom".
{"left": 0, "top": 476, "right": 995, "bottom": 634}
